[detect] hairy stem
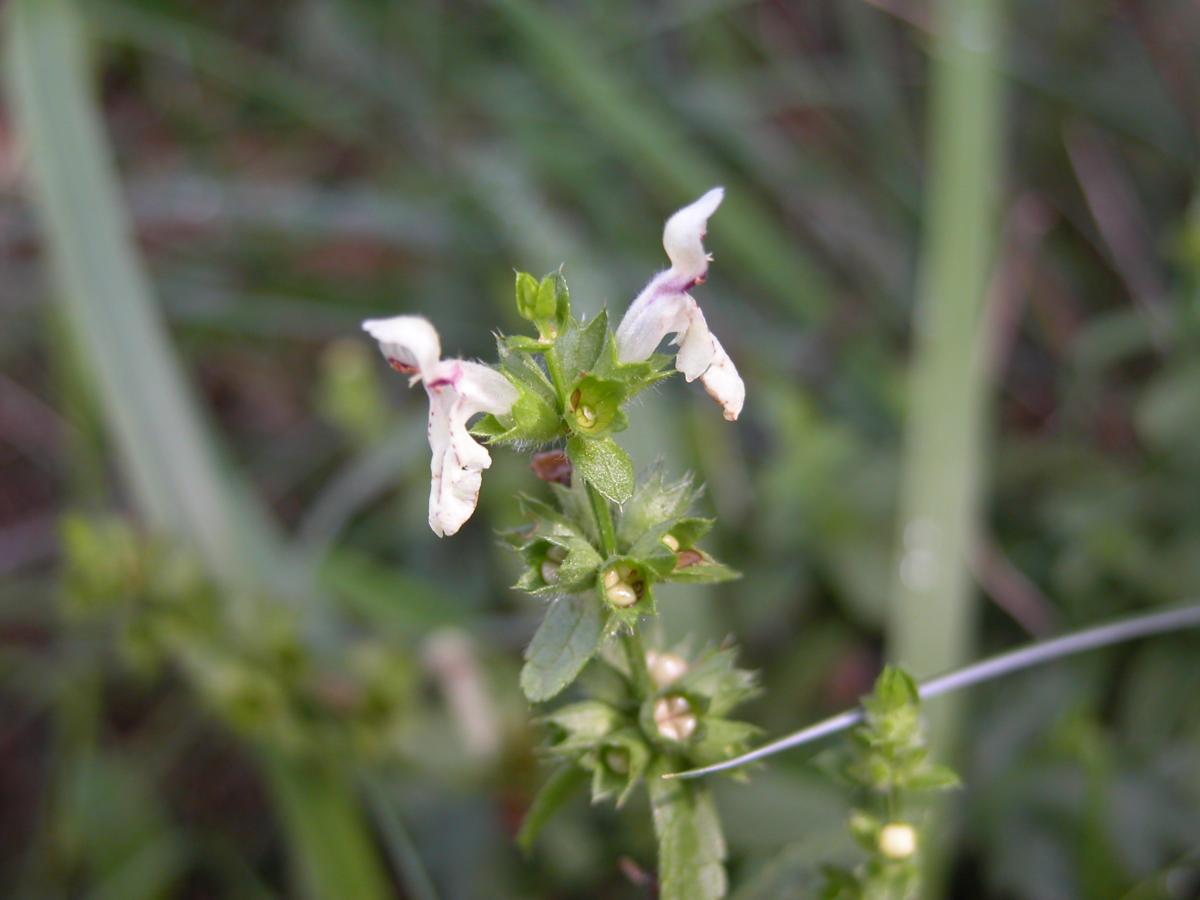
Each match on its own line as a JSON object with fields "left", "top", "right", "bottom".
{"left": 584, "top": 479, "right": 651, "bottom": 693}
{"left": 587, "top": 479, "right": 617, "bottom": 557}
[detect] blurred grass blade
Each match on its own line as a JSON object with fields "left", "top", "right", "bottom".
{"left": 7, "top": 3, "right": 390, "bottom": 897}
{"left": 886, "top": 0, "right": 1002, "bottom": 728}
{"left": 6, "top": 0, "right": 281, "bottom": 587}
{"left": 267, "top": 757, "right": 392, "bottom": 900}
{"left": 885, "top": 0, "right": 1003, "bottom": 879}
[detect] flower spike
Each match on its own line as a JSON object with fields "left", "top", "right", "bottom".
{"left": 614, "top": 188, "right": 745, "bottom": 421}
{"left": 363, "top": 316, "right": 517, "bottom": 537}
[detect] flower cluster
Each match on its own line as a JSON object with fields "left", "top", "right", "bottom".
{"left": 541, "top": 645, "right": 760, "bottom": 808}
{"left": 510, "top": 468, "right": 737, "bottom": 632}
{"left": 362, "top": 189, "right": 742, "bottom": 537}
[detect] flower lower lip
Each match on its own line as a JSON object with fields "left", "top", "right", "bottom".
{"left": 387, "top": 359, "right": 419, "bottom": 374}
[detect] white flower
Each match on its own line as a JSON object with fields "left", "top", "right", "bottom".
{"left": 614, "top": 187, "right": 745, "bottom": 421}
{"left": 362, "top": 315, "right": 517, "bottom": 537}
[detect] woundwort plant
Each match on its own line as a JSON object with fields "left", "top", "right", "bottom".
{"left": 363, "top": 189, "right": 760, "bottom": 898}
{"left": 359, "top": 189, "right": 1200, "bottom": 898}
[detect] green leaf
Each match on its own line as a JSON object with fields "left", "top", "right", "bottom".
{"left": 468, "top": 414, "right": 508, "bottom": 440}
{"left": 677, "top": 647, "right": 760, "bottom": 717}
{"left": 665, "top": 553, "right": 740, "bottom": 585}
{"left": 553, "top": 309, "right": 609, "bottom": 385}
{"left": 502, "top": 334, "right": 549, "bottom": 352}
{"left": 867, "top": 665, "right": 919, "bottom": 714}
{"left": 516, "top": 765, "right": 588, "bottom": 854}
{"left": 567, "top": 435, "right": 634, "bottom": 504}
{"left": 518, "top": 535, "right": 603, "bottom": 596}
{"left": 506, "top": 386, "right": 564, "bottom": 444}
{"left": 648, "top": 759, "right": 728, "bottom": 900}
{"left": 592, "top": 333, "right": 674, "bottom": 397}
{"left": 903, "top": 764, "right": 961, "bottom": 793}
{"left": 520, "top": 594, "right": 606, "bottom": 702}
{"left": 497, "top": 342, "right": 558, "bottom": 404}
{"left": 550, "top": 478, "right": 600, "bottom": 546}
{"left": 617, "top": 469, "right": 700, "bottom": 547}
{"left": 541, "top": 700, "right": 625, "bottom": 751}
{"left": 510, "top": 494, "right": 595, "bottom": 548}
{"left": 587, "top": 727, "right": 652, "bottom": 807}
{"left": 514, "top": 271, "right": 542, "bottom": 321}
{"left": 535, "top": 274, "right": 559, "bottom": 320}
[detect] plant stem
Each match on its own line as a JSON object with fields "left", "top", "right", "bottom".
{"left": 584, "top": 479, "right": 652, "bottom": 693}
{"left": 668, "top": 601, "right": 1200, "bottom": 779}
{"left": 587, "top": 480, "right": 617, "bottom": 558}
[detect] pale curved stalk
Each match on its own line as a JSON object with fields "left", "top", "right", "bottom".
{"left": 666, "top": 603, "right": 1200, "bottom": 780}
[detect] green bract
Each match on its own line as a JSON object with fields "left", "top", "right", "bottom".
{"left": 472, "top": 272, "right": 674, "bottom": 502}
{"left": 535, "top": 646, "right": 759, "bottom": 809}
{"left": 509, "top": 471, "right": 740, "bottom": 703}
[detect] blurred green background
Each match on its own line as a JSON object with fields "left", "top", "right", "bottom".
{"left": 2, "top": 0, "right": 1199, "bottom": 897}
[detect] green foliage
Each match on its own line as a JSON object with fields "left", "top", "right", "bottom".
{"left": 516, "top": 765, "right": 588, "bottom": 853}
{"left": 519, "top": 594, "right": 606, "bottom": 703}
{"left": 61, "top": 515, "right": 414, "bottom": 761}
{"left": 818, "top": 666, "right": 960, "bottom": 899}
{"left": 509, "top": 469, "right": 739, "bottom": 702}
{"left": 514, "top": 270, "right": 571, "bottom": 340}
{"left": 565, "top": 435, "right": 635, "bottom": 504}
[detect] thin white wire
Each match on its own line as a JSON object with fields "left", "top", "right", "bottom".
{"left": 665, "top": 603, "right": 1200, "bottom": 780}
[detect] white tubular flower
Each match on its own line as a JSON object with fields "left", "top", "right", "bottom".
{"left": 362, "top": 315, "right": 517, "bottom": 537}
{"left": 615, "top": 187, "right": 745, "bottom": 421}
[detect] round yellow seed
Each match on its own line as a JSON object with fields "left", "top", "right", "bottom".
{"left": 606, "top": 582, "right": 638, "bottom": 607}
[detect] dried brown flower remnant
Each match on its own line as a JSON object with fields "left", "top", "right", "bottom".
{"left": 530, "top": 449, "right": 572, "bottom": 485}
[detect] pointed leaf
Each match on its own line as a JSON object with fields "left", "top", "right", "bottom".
{"left": 553, "top": 309, "right": 608, "bottom": 384}
{"left": 520, "top": 594, "right": 606, "bottom": 702}
{"left": 516, "top": 765, "right": 588, "bottom": 854}
{"left": 567, "top": 435, "right": 634, "bottom": 504}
